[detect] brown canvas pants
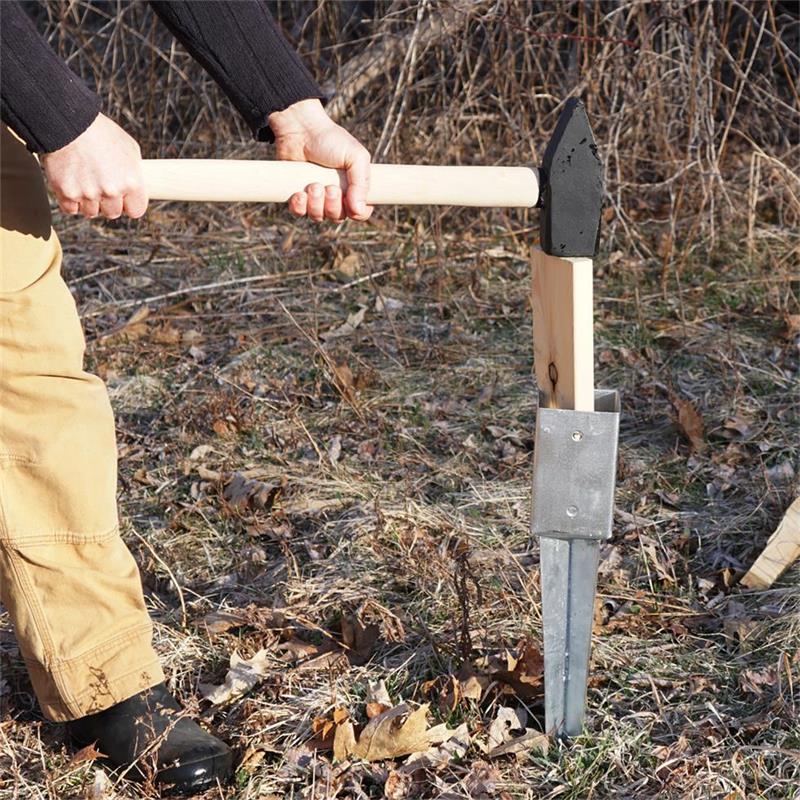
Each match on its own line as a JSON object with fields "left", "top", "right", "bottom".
{"left": 0, "top": 125, "right": 164, "bottom": 722}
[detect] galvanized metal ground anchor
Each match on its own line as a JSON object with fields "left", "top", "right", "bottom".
{"left": 532, "top": 390, "right": 620, "bottom": 737}
{"left": 529, "top": 99, "right": 618, "bottom": 738}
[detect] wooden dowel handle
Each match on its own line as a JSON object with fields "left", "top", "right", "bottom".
{"left": 141, "top": 160, "right": 539, "bottom": 208}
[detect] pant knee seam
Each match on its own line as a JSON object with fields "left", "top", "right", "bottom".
{"left": 42, "top": 621, "right": 155, "bottom": 667}
{"left": 0, "top": 523, "right": 121, "bottom": 547}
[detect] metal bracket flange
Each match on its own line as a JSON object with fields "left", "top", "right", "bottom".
{"left": 532, "top": 389, "right": 620, "bottom": 541}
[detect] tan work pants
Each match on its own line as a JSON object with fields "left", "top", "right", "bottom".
{"left": 0, "top": 125, "right": 164, "bottom": 722}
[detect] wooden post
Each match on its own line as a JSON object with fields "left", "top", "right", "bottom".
{"left": 531, "top": 249, "right": 595, "bottom": 413}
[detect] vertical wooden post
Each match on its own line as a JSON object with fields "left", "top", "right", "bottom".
{"left": 531, "top": 249, "right": 595, "bottom": 413}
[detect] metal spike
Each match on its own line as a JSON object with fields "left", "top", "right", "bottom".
{"left": 540, "top": 536, "right": 601, "bottom": 737}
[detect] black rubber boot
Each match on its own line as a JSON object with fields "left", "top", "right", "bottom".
{"left": 67, "top": 683, "right": 233, "bottom": 795}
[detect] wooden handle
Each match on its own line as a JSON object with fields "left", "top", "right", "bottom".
{"left": 141, "top": 160, "right": 539, "bottom": 208}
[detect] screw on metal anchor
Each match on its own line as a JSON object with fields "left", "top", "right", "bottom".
{"left": 571, "top": 430, "right": 583, "bottom": 441}
{"left": 566, "top": 505, "right": 579, "bottom": 517}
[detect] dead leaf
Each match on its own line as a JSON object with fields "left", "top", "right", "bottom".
{"left": 152, "top": 323, "right": 181, "bottom": 344}
{"left": 384, "top": 770, "right": 414, "bottom": 799}
{"left": 400, "top": 722, "right": 471, "bottom": 772}
{"left": 487, "top": 728, "right": 549, "bottom": 759}
{"left": 367, "top": 701, "right": 391, "bottom": 719}
{"left": 339, "top": 703, "right": 456, "bottom": 762}
{"left": 100, "top": 306, "right": 150, "bottom": 343}
{"left": 182, "top": 328, "right": 205, "bottom": 347}
{"left": 70, "top": 743, "right": 106, "bottom": 767}
{"left": 332, "top": 248, "right": 361, "bottom": 281}
{"left": 456, "top": 661, "right": 489, "bottom": 702}
{"left": 188, "top": 443, "right": 215, "bottom": 461}
{"left": 199, "top": 610, "right": 250, "bottom": 635}
{"left": 197, "top": 465, "right": 222, "bottom": 481}
{"left": 328, "top": 435, "right": 342, "bottom": 467}
{"left": 276, "top": 637, "right": 322, "bottom": 662}
{"left": 640, "top": 535, "right": 677, "bottom": 584}
{"left": 653, "top": 734, "right": 689, "bottom": 761}
{"left": 672, "top": 394, "right": 706, "bottom": 452}
{"left": 333, "top": 719, "right": 357, "bottom": 762}
{"left": 280, "top": 228, "right": 295, "bottom": 254}
{"left": 321, "top": 306, "right": 367, "bottom": 341}
{"left": 486, "top": 706, "right": 527, "bottom": 750}
{"left": 464, "top": 761, "right": 501, "bottom": 797}
{"left": 308, "top": 710, "right": 347, "bottom": 751}
{"left": 366, "top": 679, "right": 392, "bottom": 708}
{"left": 492, "top": 639, "right": 544, "bottom": 699}
{"left": 332, "top": 361, "right": 356, "bottom": 402}
{"left": 723, "top": 616, "right": 758, "bottom": 652}
{"left": 223, "top": 472, "right": 285, "bottom": 512}
{"left": 780, "top": 313, "right": 800, "bottom": 339}
{"left": 723, "top": 414, "right": 755, "bottom": 439}
{"left": 341, "top": 614, "right": 380, "bottom": 665}
{"left": 597, "top": 543, "right": 628, "bottom": 584}
{"left": 239, "top": 747, "right": 267, "bottom": 773}
{"left": 375, "top": 295, "right": 405, "bottom": 314}
{"left": 201, "top": 649, "right": 270, "bottom": 704}
{"left": 739, "top": 666, "right": 777, "bottom": 696}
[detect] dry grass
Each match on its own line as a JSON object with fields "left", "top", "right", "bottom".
{"left": 1, "top": 1, "right": 799, "bottom": 799}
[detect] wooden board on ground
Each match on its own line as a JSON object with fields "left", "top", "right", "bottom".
{"left": 530, "top": 248, "right": 595, "bottom": 411}
{"left": 741, "top": 497, "right": 800, "bottom": 589}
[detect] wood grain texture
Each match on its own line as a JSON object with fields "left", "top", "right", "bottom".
{"left": 142, "top": 160, "right": 540, "bottom": 208}
{"left": 530, "top": 248, "right": 595, "bottom": 411}
{"left": 741, "top": 496, "right": 800, "bottom": 589}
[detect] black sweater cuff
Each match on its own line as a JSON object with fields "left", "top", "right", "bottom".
{"left": 0, "top": 2, "right": 101, "bottom": 153}
{"left": 149, "top": 1, "right": 325, "bottom": 143}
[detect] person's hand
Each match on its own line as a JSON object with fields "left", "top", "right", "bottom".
{"left": 269, "top": 99, "right": 373, "bottom": 223}
{"left": 40, "top": 113, "right": 148, "bottom": 219}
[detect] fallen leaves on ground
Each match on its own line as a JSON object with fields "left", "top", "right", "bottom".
{"left": 223, "top": 472, "right": 286, "bottom": 513}
{"left": 198, "top": 603, "right": 288, "bottom": 635}
{"left": 671, "top": 393, "right": 706, "bottom": 452}
{"left": 486, "top": 706, "right": 527, "bottom": 750}
{"left": 333, "top": 703, "right": 458, "bottom": 762}
{"left": 321, "top": 305, "right": 367, "bottom": 341}
{"left": 366, "top": 678, "right": 393, "bottom": 719}
{"left": 341, "top": 613, "right": 380, "bottom": 665}
{"left": 400, "top": 722, "right": 471, "bottom": 772}
{"left": 739, "top": 666, "right": 778, "bottom": 696}
{"left": 425, "top": 640, "right": 544, "bottom": 714}
{"left": 308, "top": 707, "right": 351, "bottom": 750}
{"left": 479, "top": 706, "right": 549, "bottom": 760}
{"left": 100, "top": 306, "right": 150, "bottom": 343}
{"left": 490, "top": 639, "right": 545, "bottom": 699}
{"left": 464, "top": 761, "right": 504, "bottom": 798}
{"left": 70, "top": 743, "right": 106, "bottom": 767}
{"left": 201, "top": 649, "right": 270, "bottom": 704}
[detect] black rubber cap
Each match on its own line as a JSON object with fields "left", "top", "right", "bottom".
{"left": 539, "top": 99, "right": 603, "bottom": 258}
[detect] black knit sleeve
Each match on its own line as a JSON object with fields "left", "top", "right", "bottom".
{"left": 149, "top": 0, "right": 325, "bottom": 142}
{"left": 0, "top": 2, "right": 101, "bottom": 153}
